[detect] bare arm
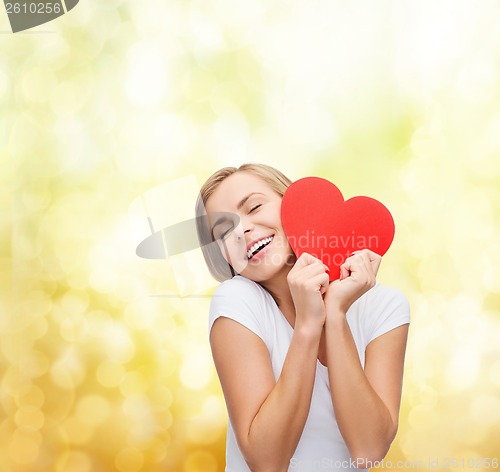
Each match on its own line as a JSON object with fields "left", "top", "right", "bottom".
{"left": 323, "top": 249, "right": 409, "bottom": 467}
{"left": 210, "top": 253, "right": 329, "bottom": 472}
{"left": 211, "top": 318, "right": 321, "bottom": 472}
{"left": 325, "top": 314, "right": 409, "bottom": 467}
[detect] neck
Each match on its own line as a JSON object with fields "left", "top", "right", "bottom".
{"left": 259, "top": 259, "right": 296, "bottom": 323}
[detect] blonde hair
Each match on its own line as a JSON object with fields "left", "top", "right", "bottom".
{"left": 195, "top": 163, "right": 293, "bottom": 282}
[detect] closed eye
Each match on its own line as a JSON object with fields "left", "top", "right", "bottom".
{"left": 249, "top": 204, "right": 261, "bottom": 213}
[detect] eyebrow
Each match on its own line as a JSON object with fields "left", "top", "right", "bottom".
{"left": 236, "top": 192, "right": 264, "bottom": 210}
{"left": 210, "top": 192, "right": 264, "bottom": 237}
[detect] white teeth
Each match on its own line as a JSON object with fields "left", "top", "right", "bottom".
{"left": 247, "top": 236, "right": 273, "bottom": 259}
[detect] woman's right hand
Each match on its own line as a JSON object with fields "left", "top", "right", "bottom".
{"left": 287, "top": 252, "right": 330, "bottom": 333}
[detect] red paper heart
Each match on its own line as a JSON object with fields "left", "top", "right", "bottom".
{"left": 281, "top": 177, "right": 395, "bottom": 281}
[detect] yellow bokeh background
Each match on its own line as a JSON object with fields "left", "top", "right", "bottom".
{"left": 1, "top": 1, "right": 500, "bottom": 471}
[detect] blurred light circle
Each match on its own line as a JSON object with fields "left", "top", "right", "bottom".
{"left": 121, "top": 394, "right": 151, "bottom": 422}
{"left": 184, "top": 450, "right": 218, "bottom": 472}
{"left": 2, "top": 365, "right": 32, "bottom": 397}
{"left": 124, "top": 299, "right": 159, "bottom": 330}
{"left": 408, "top": 404, "right": 438, "bottom": 431}
{"left": 76, "top": 395, "right": 112, "bottom": 428}
{"left": 20, "top": 350, "right": 50, "bottom": 379}
{"left": 408, "top": 384, "right": 438, "bottom": 408}
{"left": 210, "top": 82, "right": 249, "bottom": 115}
{"left": 15, "top": 406, "right": 45, "bottom": 431}
{"left": 103, "top": 323, "right": 136, "bottom": 364}
{"left": 86, "top": 310, "right": 113, "bottom": 337}
{"left": 89, "top": 266, "right": 118, "bottom": 293}
{"left": 9, "top": 429, "right": 42, "bottom": 464}
{"left": 154, "top": 408, "right": 173, "bottom": 431}
{"left": 469, "top": 394, "right": 500, "bottom": 427}
{"left": 149, "top": 437, "right": 168, "bottom": 463}
{"left": 455, "top": 59, "right": 497, "bottom": 104}
{"left": 179, "top": 348, "right": 212, "bottom": 390}
{"left": 21, "top": 67, "right": 57, "bottom": 104}
{"left": 59, "top": 314, "right": 89, "bottom": 342}
{"left": 451, "top": 416, "right": 489, "bottom": 446}
{"left": 62, "top": 416, "right": 94, "bottom": 445}
{"left": 15, "top": 385, "right": 45, "bottom": 409}
{"left": 490, "top": 359, "right": 500, "bottom": 387}
{"left": 186, "top": 395, "right": 226, "bottom": 445}
{"left": 399, "top": 428, "right": 438, "bottom": 459}
{"left": 119, "top": 371, "right": 149, "bottom": 396}
{"left": 96, "top": 360, "right": 125, "bottom": 388}
{"left": 182, "top": 68, "right": 216, "bottom": 102}
{"left": 50, "top": 349, "right": 86, "bottom": 389}
{"left": 55, "top": 450, "right": 92, "bottom": 472}
{"left": 21, "top": 184, "right": 52, "bottom": 211}
{"left": 150, "top": 385, "right": 174, "bottom": 408}
{"left": 445, "top": 347, "right": 481, "bottom": 391}
{"left": 50, "top": 81, "right": 88, "bottom": 116}
{"left": 0, "top": 64, "right": 9, "bottom": 100}
{"left": 115, "top": 447, "right": 144, "bottom": 472}
{"left": 10, "top": 114, "right": 41, "bottom": 157}
{"left": 124, "top": 42, "right": 169, "bottom": 107}
{"left": 60, "top": 290, "right": 90, "bottom": 316}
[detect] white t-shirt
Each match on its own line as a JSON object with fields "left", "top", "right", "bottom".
{"left": 208, "top": 275, "right": 411, "bottom": 472}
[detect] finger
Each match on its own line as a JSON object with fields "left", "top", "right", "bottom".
{"left": 368, "top": 251, "right": 382, "bottom": 275}
{"left": 345, "top": 252, "right": 367, "bottom": 269}
{"left": 301, "top": 265, "right": 329, "bottom": 281}
{"left": 304, "top": 252, "right": 329, "bottom": 270}
{"left": 313, "top": 272, "right": 330, "bottom": 294}
{"left": 289, "top": 265, "right": 327, "bottom": 287}
{"left": 356, "top": 248, "right": 381, "bottom": 264}
{"left": 358, "top": 249, "right": 382, "bottom": 276}
{"left": 292, "top": 252, "right": 313, "bottom": 270}
{"left": 295, "top": 253, "right": 329, "bottom": 274}
{"left": 339, "top": 264, "right": 350, "bottom": 280}
{"left": 352, "top": 249, "right": 381, "bottom": 276}
{"left": 356, "top": 250, "right": 373, "bottom": 275}
{"left": 301, "top": 252, "right": 329, "bottom": 268}
{"left": 294, "top": 252, "right": 322, "bottom": 269}
{"left": 341, "top": 253, "right": 370, "bottom": 279}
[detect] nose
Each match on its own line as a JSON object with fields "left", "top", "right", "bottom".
{"left": 241, "top": 215, "right": 254, "bottom": 235}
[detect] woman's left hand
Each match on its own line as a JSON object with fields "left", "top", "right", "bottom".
{"left": 323, "top": 249, "right": 382, "bottom": 315}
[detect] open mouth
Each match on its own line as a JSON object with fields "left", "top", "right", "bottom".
{"left": 247, "top": 235, "right": 274, "bottom": 260}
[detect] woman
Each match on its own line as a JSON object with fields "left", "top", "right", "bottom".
{"left": 195, "top": 163, "right": 410, "bottom": 472}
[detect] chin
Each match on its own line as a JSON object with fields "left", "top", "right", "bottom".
{"left": 241, "top": 262, "right": 289, "bottom": 284}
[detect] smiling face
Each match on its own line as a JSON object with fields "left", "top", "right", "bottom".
{"left": 204, "top": 171, "right": 296, "bottom": 283}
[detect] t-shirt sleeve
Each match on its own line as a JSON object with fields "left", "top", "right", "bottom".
{"left": 365, "top": 284, "right": 411, "bottom": 345}
{"left": 208, "top": 276, "right": 268, "bottom": 345}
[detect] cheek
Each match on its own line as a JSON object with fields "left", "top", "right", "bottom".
{"left": 216, "top": 240, "right": 232, "bottom": 263}
{"left": 261, "top": 208, "right": 282, "bottom": 229}
{"left": 217, "top": 238, "right": 244, "bottom": 262}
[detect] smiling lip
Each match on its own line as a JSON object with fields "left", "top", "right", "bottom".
{"left": 246, "top": 235, "right": 274, "bottom": 261}
{"left": 246, "top": 235, "right": 274, "bottom": 253}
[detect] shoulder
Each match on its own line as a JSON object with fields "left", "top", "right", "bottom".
{"left": 209, "top": 276, "right": 272, "bottom": 346}
{"left": 357, "top": 282, "right": 411, "bottom": 345}
{"left": 364, "top": 282, "right": 410, "bottom": 312}
{"left": 210, "top": 275, "right": 271, "bottom": 312}
{"left": 212, "top": 275, "right": 267, "bottom": 299}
